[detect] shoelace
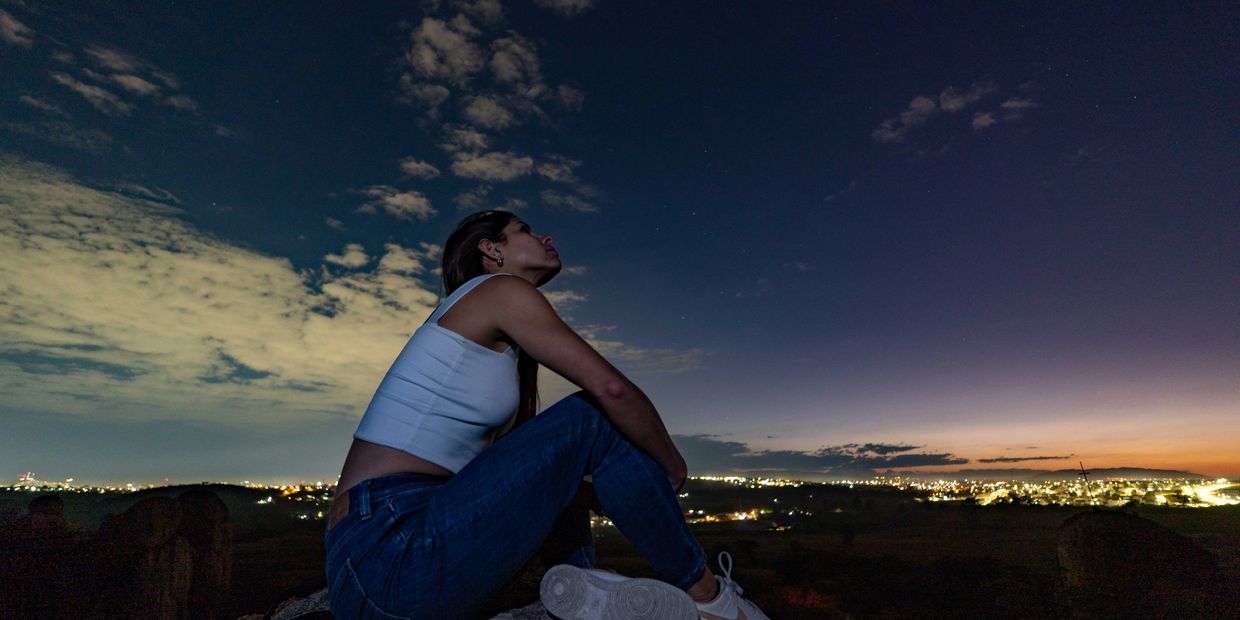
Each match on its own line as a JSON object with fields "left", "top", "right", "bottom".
{"left": 716, "top": 551, "right": 744, "bottom": 597}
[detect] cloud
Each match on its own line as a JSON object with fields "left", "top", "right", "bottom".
{"left": 540, "top": 188, "right": 596, "bottom": 213}
{"left": 561, "top": 265, "right": 587, "bottom": 276}
{"left": 454, "top": 184, "right": 491, "bottom": 209}
{"left": 324, "top": 243, "right": 371, "bottom": 268}
{"left": 112, "top": 183, "right": 180, "bottom": 204}
{"left": 973, "top": 97, "right": 1039, "bottom": 131}
{"left": 378, "top": 242, "right": 440, "bottom": 275}
{"left": 0, "top": 156, "right": 443, "bottom": 427}
{"left": 462, "top": 95, "right": 516, "bottom": 129}
{"left": 533, "top": 0, "right": 596, "bottom": 17}
{"left": 356, "top": 185, "right": 437, "bottom": 220}
{"left": 871, "top": 95, "right": 936, "bottom": 143}
{"left": 110, "top": 74, "right": 161, "bottom": 96}
{"left": 874, "top": 80, "right": 1002, "bottom": 142}
{"left": 83, "top": 45, "right": 144, "bottom": 72}
{"left": 397, "top": 77, "right": 452, "bottom": 116}
{"left": 2, "top": 120, "right": 113, "bottom": 153}
{"left": 451, "top": 0, "right": 505, "bottom": 26}
{"left": 163, "top": 94, "right": 198, "bottom": 111}
{"left": 325, "top": 217, "right": 346, "bottom": 231}
{"left": 450, "top": 150, "right": 533, "bottom": 181}
{"left": 0, "top": 8, "right": 34, "bottom": 47}
{"left": 574, "top": 324, "right": 702, "bottom": 374}
{"left": 439, "top": 124, "right": 491, "bottom": 153}
{"left": 977, "top": 455, "right": 1072, "bottom": 463}
{"left": 490, "top": 34, "right": 542, "bottom": 91}
{"left": 971, "top": 112, "right": 996, "bottom": 130}
{"left": 49, "top": 72, "right": 133, "bottom": 116}
{"left": 405, "top": 16, "right": 485, "bottom": 86}
{"left": 554, "top": 85, "right": 584, "bottom": 110}
{"left": 19, "top": 96, "right": 67, "bottom": 117}
{"left": 673, "top": 436, "right": 968, "bottom": 479}
{"left": 998, "top": 97, "right": 1039, "bottom": 118}
{"left": 398, "top": 157, "right": 441, "bottom": 179}
{"left": 938, "top": 81, "right": 996, "bottom": 112}
{"left": 536, "top": 155, "right": 581, "bottom": 183}
{"left": 542, "top": 289, "right": 587, "bottom": 311}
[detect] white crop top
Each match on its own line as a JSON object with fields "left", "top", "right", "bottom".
{"left": 353, "top": 273, "right": 520, "bottom": 473}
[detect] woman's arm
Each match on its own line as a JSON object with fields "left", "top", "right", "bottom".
{"left": 482, "top": 276, "right": 688, "bottom": 490}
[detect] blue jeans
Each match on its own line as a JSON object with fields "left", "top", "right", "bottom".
{"left": 323, "top": 392, "right": 708, "bottom": 619}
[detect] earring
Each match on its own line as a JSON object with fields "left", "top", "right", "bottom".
{"left": 497, "top": 256, "right": 504, "bottom": 267}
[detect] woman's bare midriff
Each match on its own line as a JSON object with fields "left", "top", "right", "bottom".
{"left": 327, "top": 439, "right": 453, "bottom": 529}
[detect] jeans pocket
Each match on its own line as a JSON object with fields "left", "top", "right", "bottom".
{"left": 329, "top": 557, "right": 412, "bottom": 620}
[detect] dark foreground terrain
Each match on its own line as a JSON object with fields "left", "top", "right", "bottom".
{"left": 2, "top": 481, "right": 1238, "bottom": 619}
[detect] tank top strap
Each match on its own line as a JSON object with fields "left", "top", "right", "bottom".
{"left": 426, "top": 273, "right": 517, "bottom": 324}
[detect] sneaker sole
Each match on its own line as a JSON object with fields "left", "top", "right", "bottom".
{"left": 539, "top": 564, "right": 698, "bottom": 620}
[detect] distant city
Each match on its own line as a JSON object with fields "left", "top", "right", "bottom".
{"left": 8, "top": 472, "right": 1238, "bottom": 531}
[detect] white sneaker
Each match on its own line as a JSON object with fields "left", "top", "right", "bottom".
{"left": 540, "top": 564, "right": 699, "bottom": 620}
{"left": 694, "top": 552, "right": 770, "bottom": 620}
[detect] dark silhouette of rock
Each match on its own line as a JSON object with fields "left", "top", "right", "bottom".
{"left": 235, "top": 588, "right": 551, "bottom": 619}
{"left": 0, "top": 494, "right": 75, "bottom": 618}
{"left": 90, "top": 496, "right": 194, "bottom": 618}
{"left": 1057, "top": 509, "right": 1228, "bottom": 619}
{"left": 179, "top": 489, "right": 233, "bottom": 620}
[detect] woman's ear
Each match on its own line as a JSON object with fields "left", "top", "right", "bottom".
{"left": 478, "top": 239, "right": 495, "bottom": 255}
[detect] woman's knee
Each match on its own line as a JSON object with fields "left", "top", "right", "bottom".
{"left": 543, "top": 391, "right": 609, "bottom": 433}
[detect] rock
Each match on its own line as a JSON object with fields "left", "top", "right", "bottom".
{"left": 179, "top": 489, "right": 234, "bottom": 620}
{"left": 0, "top": 494, "right": 75, "bottom": 617}
{"left": 92, "top": 496, "right": 194, "bottom": 619}
{"left": 236, "top": 588, "right": 551, "bottom": 619}
{"left": 1056, "top": 509, "right": 1227, "bottom": 619}
{"left": 487, "top": 600, "right": 553, "bottom": 619}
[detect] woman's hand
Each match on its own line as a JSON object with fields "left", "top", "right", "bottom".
{"left": 668, "top": 471, "right": 687, "bottom": 494}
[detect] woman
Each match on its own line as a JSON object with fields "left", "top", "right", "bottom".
{"left": 324, "top": 210, "right": 768, "bottom": 620}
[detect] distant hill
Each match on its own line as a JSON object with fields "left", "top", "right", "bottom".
{"left": 889, "top": 467, "right": 1213, "bottom": 481}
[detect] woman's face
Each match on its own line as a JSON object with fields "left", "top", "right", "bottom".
{"left": 493, "top": 218, "right": 560, "bottom": 283}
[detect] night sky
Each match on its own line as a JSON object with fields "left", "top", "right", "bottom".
{"left": 2, "top": 1, "right": 1237, "bottom": 484}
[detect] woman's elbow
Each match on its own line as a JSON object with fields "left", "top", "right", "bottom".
{"left": 597, "top": 378, "right": 634, "bottom": 401}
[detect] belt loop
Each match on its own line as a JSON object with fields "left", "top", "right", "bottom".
{"left": 358, "top": 480, "right": 373, "bottom": 520}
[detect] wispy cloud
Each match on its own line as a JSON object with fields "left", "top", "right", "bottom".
{"left": 355, "top": 185, "right": 437, "bottom": 220}
{"left": 939, "top": 81, "right": 996, "bottom": 112}
{"left": 0, "top": 156, "right": 443, "bottom": 427}
{"left": 873, "top": 80, "right": 1000, "bottom": 143}
{"left": 398, "top": 156, "right": 441, "bottom": 180}
{"left": 388, "top": 7, "right": 597, "bottom": 213}
{"left": 977, "top": 454, "right": 1072, "bottom": 463}
{"left": 673, "top": 436, "right": 969, "bottom": 479}
{"left": 533, "top": 0, "right": 596, "bottom": 17}
{"left": 1, "top": 120, "right": 113, "bottom": 153}
{"left": 324, "top": 243, "right": 371, "bottom": 269}
{"left": 454, "top": 184, "right": 491, "bottom": 209}
{"left": 575, "top": 324, "right": 702, "bottom": 374}
{"left": 0, "top": 8, "right": 34, "bottom": 47}
{"left": 536, "top": 154, "right": 581, "bottom": 183}
{"left": 462, "top": 95, "right": 516, "bottom": 128}
{"left": 973, "top": 97, "right": 1040, "bottom": 131}
{"left": 49, "top": 71, "right": 132, "bottom": 116}
{"left": 540, "top": 188, "right": 596, "bottom": 212}
{"left": 109, "top": 74, "right": 161, "bottom": 96}
{"left": 872, "top": 95, "right": 937, "bottom": 143}
{"left": 404, "top": 16, "right": 485, "bottom": 86}
{"left": 450, "top": 150, "right": 534, "bottom": 181}
{"left": 19, "top": 95, "right": 68, "bottom": 117}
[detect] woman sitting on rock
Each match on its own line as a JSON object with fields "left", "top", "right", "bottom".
{"left": 324, "top": 210, "right": 768, "bottom": 620}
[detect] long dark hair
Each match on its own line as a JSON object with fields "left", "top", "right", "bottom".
{"left": 441, "top": 210, "right": 539, "bottom": 423}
